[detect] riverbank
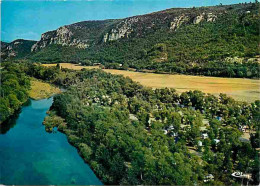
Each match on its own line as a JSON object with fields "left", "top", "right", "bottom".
{"left": 42, "top": 110, "right": 105, "bottom": 184}
{"left": 29, "top": 78, "right": 61, "bottom": 100}
{"left": 44, "top": 67, "right": 260, "bottom": 185}
{"left": 1, "top": 77, "right": 61, "bottom": 125}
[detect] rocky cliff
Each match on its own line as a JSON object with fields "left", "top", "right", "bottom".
{"left": 31, "top": 20, "right": 117, "bottom": 51}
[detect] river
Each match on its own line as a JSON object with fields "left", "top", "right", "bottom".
{"left": 0, "top": 97, "right": 102, "bottom": 185}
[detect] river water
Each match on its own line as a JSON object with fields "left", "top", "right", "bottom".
{"left": 0, "top": 97, "right": 102, "bottom": 185}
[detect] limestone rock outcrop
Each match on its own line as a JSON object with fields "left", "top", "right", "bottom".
{"left": 31, "top": 26, "right": 89, "bottom": 51}
{"left": 170, "top": 15, "right": 190, "bottom": 30}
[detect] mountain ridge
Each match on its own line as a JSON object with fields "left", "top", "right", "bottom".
{"left": 1, "top": 2, "right": 259, "bottom": 78}
{"left": 1, "top": 3, "right": 255, "bottom": 56}
{"left": 30, "top": 4, "right": 225, "bottom": 51}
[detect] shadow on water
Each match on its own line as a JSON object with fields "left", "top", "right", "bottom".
{"left": 0, "top": 99, "right": 32, "bottom": 134}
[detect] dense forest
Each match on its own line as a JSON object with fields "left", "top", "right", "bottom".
{"left": 0, "top": 61, "right": 259, "bottom": 184}
{"left": 13, "top": 62, "right": 258, "bottom": 185}
{"left": 0, "top": 63, "right": 30, "bottom": 123}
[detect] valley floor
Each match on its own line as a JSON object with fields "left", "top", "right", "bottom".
{"left": 43, "top": 63, "right": 260, "bottom": 102}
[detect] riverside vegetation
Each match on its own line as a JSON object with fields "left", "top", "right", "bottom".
{"left": 0, "top": 63, "right": 30, "bottom": 123}
{"left": 6, "top": 61, "right": 257, "bottom": 185}
{"left": 0, "top": 62, "right": 60, "bottom": 123}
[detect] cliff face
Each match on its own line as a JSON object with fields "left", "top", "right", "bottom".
{"left": 1, "top": 39, "right": 36, "bottom": 59}
{"left": 31, "top": 20, "right": 118, "bottom": 52}
{"left": 102, "top": 18, "right": 137, "bottom": 42}
{"left": 31, "top": 6, "right": 224, "bottom": 52}
{"left": 31, "top": 27, "right": 81, "bottom": 51}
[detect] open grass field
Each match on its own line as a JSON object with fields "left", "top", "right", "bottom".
{"left": 104, "top": 69, "right": 260, "bottom": 102}
{"left": 29, "top": 78, "right": 61, "bottom": 100}
{"left": 42, "top": 63, "right": 260, "bottom": 102}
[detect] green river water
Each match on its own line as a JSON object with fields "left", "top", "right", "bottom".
{"left": 0, "top": 97, "right": 102, "bottom": 185}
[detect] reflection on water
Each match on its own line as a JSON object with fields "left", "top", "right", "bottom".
{"left": 0, "top": 113, "right": 19, "bottom": 134}
{"left": 0, "top": 100, "right": 31, "bottom": 134}
{"left": 0, "top": 98, "right": 102, "bottom": 185}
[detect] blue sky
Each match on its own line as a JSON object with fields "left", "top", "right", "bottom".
{"left": 1, "top": 0, "right": 253, "bottom": 42}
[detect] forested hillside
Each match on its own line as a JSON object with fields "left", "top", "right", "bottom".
{"left": 1, "top": 3, "right": 259, "bottom": 78}
{"left": 1, "top": 39, "right": 36, "bottom": 59}
{"left": 28, "top": 2, "right": 260, "bottom": 78}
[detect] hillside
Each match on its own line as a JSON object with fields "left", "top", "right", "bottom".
{"left": 1, "top": 2, "right": 259, "bottom": 78}
{"left": 1, "top": 39, "right": 37, "bottom": 59}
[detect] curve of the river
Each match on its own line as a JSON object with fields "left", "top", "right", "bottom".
{"left": 0, "top": 97, "right": 102, "bottom": 185}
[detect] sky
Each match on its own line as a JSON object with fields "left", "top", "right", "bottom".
{"left": 1, "top": 0, "right": 253, "bottom": 42}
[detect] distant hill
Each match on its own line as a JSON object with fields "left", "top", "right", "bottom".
{"left": 1, "top": 2, "right": 259, "bottom": 78}
{"left": 1, "top": 39, "right": 36, "bottom": 59}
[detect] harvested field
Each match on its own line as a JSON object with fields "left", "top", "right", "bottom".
{"left": 104, "top": 69, "right": 260, "bottom": 102}
{"left": 42, "top": 63, "right": 260, "bottom": 102}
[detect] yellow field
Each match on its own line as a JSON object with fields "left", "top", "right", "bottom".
{"left": 104, "top": 69, "right": 260, "bottom": 102}
{"left": 29, "top": 78, "right": 61, "bottom": 100}
{"left": 42, "top": 63, "right": 260, "bottom": 102}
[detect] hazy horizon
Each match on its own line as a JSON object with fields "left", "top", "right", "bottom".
{"left": 1, "top": 0, "right": 253, "bottom": 42}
